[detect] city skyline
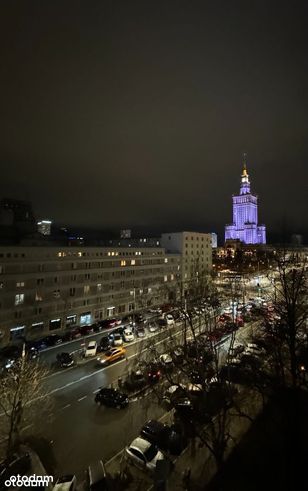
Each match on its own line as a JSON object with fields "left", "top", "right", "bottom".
{"left": 0, "top": 2, "right": 307, "bottom": 241}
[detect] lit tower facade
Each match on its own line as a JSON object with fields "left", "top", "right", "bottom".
{"left": 225, "top": 161, "right": 266, "bottom": 244}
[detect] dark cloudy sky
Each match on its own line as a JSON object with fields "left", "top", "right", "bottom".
{"left": 0, "top": 1, "right": 307, "bottom": 242}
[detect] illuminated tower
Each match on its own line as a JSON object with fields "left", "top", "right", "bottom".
{"left": 225, "top": 158, "right": 266, "bottom": 244}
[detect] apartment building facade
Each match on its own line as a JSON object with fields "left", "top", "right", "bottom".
{"left": 161, "top": 232, "right": 213, "bottom": 292}
{"left": 0, "top": 246, "right": 181, "bottom": 346}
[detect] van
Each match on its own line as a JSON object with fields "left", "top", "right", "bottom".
{"left": 87, "top": 460, "right": 108, "bottom": 491}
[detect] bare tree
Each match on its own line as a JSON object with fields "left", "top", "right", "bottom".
{"left": 0, "top": 352, "right": 51, "bottom": 460}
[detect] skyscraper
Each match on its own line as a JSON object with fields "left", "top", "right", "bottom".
{"left": 225, "top": 161, "right": 266, "bottom": 244}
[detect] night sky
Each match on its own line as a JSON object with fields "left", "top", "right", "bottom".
{"left": 0, "top": 1, "right": 307, "bottom": 242}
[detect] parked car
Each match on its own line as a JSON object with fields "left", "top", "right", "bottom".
{"left": 53, "top": 475, "right": 77, "bottom": 491}
{"left": 70, "top": 327, "right": 82, "bottom": 339}
{"left": 95, "top": 388, "right": 129, "bottom": 408}
{"left": 159, "top": 353, "right": 173, "bottom": 371}
{"left": 147, "top": 363, "right": 161, "bottom": 383}
{"left": 148, "top": 322, "right": 159, "bottom": 333}
{"left": 97, "top": 347, "right": 126, "bottom": 365}
{"left": 85, "top": 341, "right": 97, "bottom": 357}
{"left": 86, "top": 460, "right": 108, "bottom": 491}
{"left": 0, "top": 453, "right": 31, "bottom": 487}
{"left": 123, "top": 328, "right": 134, "bottom": 343}
{"left": 100, "top": 318, "right": 121, "bottom": 329}
{"left": 43, "top": 334, "right": 63, "bottom": 346}
{"left": 136, "top": 326, "right": 146, "bottom": 338}
{"left": 123, "top": 369, "right": 148, "bottom": 392}
{"left": 125, "top": 437, "right": 165, "bottom": 472}
{"left": 163, "top": 384, "right": 187, "bottom": 406}
{"left": 140, "top": 420, "right": 187, "bottom": 455}
{"left": 122, "top": 315, "right": 135, "bottom": 326}
{"left": 57, "top": 352, "right": 74, "bottom": 368}
{"left": 80, "top": 325, "right": 94, "bottom": 336}
{"left": 109, "top": 332, "right": 123, "bottom": 346}
{"left": 98, "top": 336, "right": 111, "bottom": 352}
{"left": 165, "top": 314, "right": 175, "bottom": 326}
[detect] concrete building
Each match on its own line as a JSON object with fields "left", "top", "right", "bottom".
{"left": 161, "top": 232, "right": 212, "bottom": 293}
{"left": 211, "top": 233, "right": 218, "bottom": 248}
{"left": 0, "top": 246, "right": 181, "bottom": 346}
{"left": 37, "top": 220, "right": 52, "bottom": 236}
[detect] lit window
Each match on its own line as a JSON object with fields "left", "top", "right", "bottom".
{"left": 164, "top": 275, "right": 168, "bottom": 282}
{"left": 15, "top": 293, "right": 24, "bottom": 306}
{"left": 97, "top": 283, "right": 102, "bottom": 291}
{"left": 121, "top": 260, "right": 126, "bottom": 266}
{"left": 35, "top": 292, "right": 43, "bottom": 301}
{"left": 171, "top": 274, "right": 174, "bottom": 280}
{"left": 16, "top": 282, "right": 25, "bottom": 288}
{"left": 84, "top": 285, "right": 90, "bottom": 294}
{"left": 111, "top": 252, "right": 115, "bottom": 256}
{"left": 131, "top": 260, "right": 135, "bottom": 265}
{"left": 164, "top": 258, "right": 168, "bottom": 263}
{"left": 108, "top": 252, "right": 111, "bottom": 256}
{"left": 78, "top": 252, "right": 82, "bottom": 257}
{"left": 130, "top": 290, "right": 134, "bottom": 295}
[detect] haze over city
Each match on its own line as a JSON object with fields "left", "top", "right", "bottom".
{"left": 1, "top": 1, "right": 307, "bottom": 241}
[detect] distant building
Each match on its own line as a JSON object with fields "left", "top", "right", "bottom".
{"left": 225, "top": 160, "right": 266, "bottom": 245}
{"left": 161, "top": 231, "right": 212, "bottom": 294}
{"left": 211, "top": 233, "right": 218, "bottom": 248}
{"left": 120, "top": 229, "right": 131, "bottom": 239}
{"left": 291, "top": 234, "right": 303, "bottom": 247}
{"left": 37, "top": 220, "right": 52, "bottom": 236}
{"left": 0, "top": 198, "right": 36, "bottom": 234}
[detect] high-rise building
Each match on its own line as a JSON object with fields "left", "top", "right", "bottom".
{"left": 120, "top": 229, "right": 131, "bottom": 239}
{"left": 225, "top": 161, "right": 266, "bottom": 244}
{"left": 211, "top": 233, "right": 218, "bottom": 248}
{"left": 37, "top": 220, "right": 52, "bottom": 236}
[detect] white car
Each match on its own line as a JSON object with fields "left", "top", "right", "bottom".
{"left": 123, "top": 329, "right": 134, "bottom": 343}
{"left": 148, "top": 323, "right": 159, "bottom": 333}
{"left": 159, "top": 353, "right": 173, "bottom": 367}
{"left": 85, "top": 341, "right": 97, "bottom": 357}
{"left": 165, "top": 314, "right": 175, "bottom": 326}
{"left": 126, "top": 437, "right": 165, "bottom": 472}
{"left": 113, "top": 333, "right": 123, "bottom": 346}
{"left": 53, "top": 475, "right": 77, "bottom": 491}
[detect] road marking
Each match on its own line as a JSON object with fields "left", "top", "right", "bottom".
{"left": 93, "top": 389, "right": 101, "bottom": 394}
{"left": 61, "top": 404, "right": 71, "bottom": 410}
{"left": 77, "top": 396, "right": 87, "bottom": 402}
{"left": 22, "top": 423, "right": 33, "bottom": 431}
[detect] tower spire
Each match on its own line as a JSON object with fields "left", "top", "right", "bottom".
{"left": 242, "top": 152, "right": 248, "bottom": 176}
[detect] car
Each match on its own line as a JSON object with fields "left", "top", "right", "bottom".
{"left": 140, "top": 420, "right": 187, "bottom": 455}
{"left": 229, "top": 344, "right": 245, "bottom": 357}
{"left": 125, "top": 437, "right": 165, "bottom": 472}
{"left": 85, "top": 341, "right": 97, "bottom": 357}
{"left": 136, "top": 326, "right": 146, "bottom": 338}
{"left": 148, "top": 307, "right": 162, "bottom": 314}
{"left": 98, "top": 336, "right": 111, "bottom": 352}
{"left": 111, "top": 332, "right": 123, "bottom": 346}
{"left": 80, "top": 325, "right": 94, "bottom": 336}
{"left": 123, "top": 328, "right": 134, "bottom": 343}
{"left": 57, "top": 352, "right": 74, "bottom": 368}
{"left": 123, "top": 369, "right": 148, "bottom": 391}
{"left": 52, "top": 475, "right": 77, "bottom": 491}
{"left": 43, "top": 334, "right": 63, "bottom": 346}
{"left": 0, "top": 453, "right": 31, "bottom": 487}
{"left": 86, "top": 460, "right": 108, "bottom": 491}
{"left": 97, "top": 347, "right": 126, "bottom": 365}
{"left": 122, "top": 315, "right": 135, "bottom": 326}
{"left": 70, "top": 327, "right": 82, "bottom": 339}
{"left": 165, "top": 314, "right": 175, "bottom": 326}
{"left": 163, "top": 384, "right": 187, "bottom": 405}
{"left": 148, "top": 322, "right": 159, "bottom": 333}
{"left": 159, "top": 353, "right": 173, "bottom": 370}
{"left": 172, "top": 346, "right": 185, "bottom": 365}
{"left": 100, "top": 318, "right": 121, "bottom": 329}
{"left": 95, "top": 387, "right": 129, "bottom": 408}
{"left": 147, "top": 363, "right": 161, "bottom": 383}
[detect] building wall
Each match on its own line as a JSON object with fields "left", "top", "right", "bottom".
{"left": 161, "top": 232, "right": 213, "bottom": 290}
{"left": 0, "top": 246, "right": 181, "bottom": 346}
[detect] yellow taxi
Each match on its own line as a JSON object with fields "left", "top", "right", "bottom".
{"left": 97, "top": 346, "right": 126, "bottom": 365}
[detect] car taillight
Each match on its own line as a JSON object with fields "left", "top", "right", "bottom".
{"left": 157, "top": 371, "right": 161, "bottom": 376}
